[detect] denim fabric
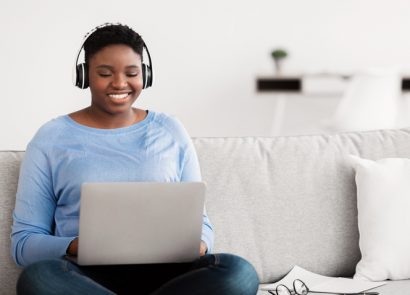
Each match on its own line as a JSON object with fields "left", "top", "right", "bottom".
{"left": 17, "top": 253, "right": 259, "bottom": 295}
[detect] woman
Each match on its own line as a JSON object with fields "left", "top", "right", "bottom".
{"left": 11, "top": 23, "right": 259, "bottom": 295}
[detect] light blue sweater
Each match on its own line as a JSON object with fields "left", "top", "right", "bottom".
{"left": 11, "top": 111, "right": 214, "bottom": 267}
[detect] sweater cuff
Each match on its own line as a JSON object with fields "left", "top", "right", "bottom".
{"left": 15, "top": 235, "right": 77, "bottom": 267}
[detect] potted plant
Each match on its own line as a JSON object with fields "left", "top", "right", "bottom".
{"left": 271, "top": 48, "right": 288, "bottom": 75}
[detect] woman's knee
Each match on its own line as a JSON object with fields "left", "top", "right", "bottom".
{"left": 17, "top": 259, "right": 70, "bottom": 295}
{"left": 216, "top": 253, "right": 260, "bottom": 294}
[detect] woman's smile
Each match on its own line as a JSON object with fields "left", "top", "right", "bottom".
{"left": 107, "top": 91, "right": 133, "bottom": 102}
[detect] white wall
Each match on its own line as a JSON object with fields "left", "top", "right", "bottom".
{"left": 2, "top": 0, "right": 410, "bottom": 150}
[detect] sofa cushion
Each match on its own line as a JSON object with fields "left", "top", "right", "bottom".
{"left": 369, "top": 279, "right": 410, "bottom": 294}
{"left": 349, "top": 155, "right": 410, "bottom": 281}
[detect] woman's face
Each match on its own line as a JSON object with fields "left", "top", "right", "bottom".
{"left": 88, "top": 44, "right": 143, "bottom": 116}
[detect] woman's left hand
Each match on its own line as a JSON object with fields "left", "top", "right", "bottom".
{"left": 200, "top": 241, "right": 207, "bottom": 256}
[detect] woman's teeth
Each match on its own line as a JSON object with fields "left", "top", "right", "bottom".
{"left": 108, "top": 93, "right": 129, "bottom": 99}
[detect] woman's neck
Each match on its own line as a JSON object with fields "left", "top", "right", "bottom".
{"left": 69, "top": 107, "right": 147, "bottom": 129}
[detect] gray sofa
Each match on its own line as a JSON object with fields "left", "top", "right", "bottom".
{"left": 2, "top": 128, "right": 410, "bottom": 294}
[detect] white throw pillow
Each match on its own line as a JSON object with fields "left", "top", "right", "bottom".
{"left": 348, "top": 155, "right": 410, "bottom": 281}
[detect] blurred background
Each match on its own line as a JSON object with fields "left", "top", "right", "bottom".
{"left": 1, "top": 0, "right": 410, "bottom": 150}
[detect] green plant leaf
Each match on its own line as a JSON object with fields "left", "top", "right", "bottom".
{"left": 271, "top": 49, "right": 288, "bottom": 59}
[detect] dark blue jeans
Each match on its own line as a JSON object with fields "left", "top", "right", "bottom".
{"left": 17, "top": 253, "right": 259, "bottom": 295}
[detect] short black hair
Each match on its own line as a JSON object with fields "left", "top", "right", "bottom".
{"left": 83, "top": 24, "right": 144, "bottom": 64}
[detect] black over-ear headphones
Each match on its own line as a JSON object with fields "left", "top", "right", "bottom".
{"left": 73, "top": 22, "right": 153, "bottom": 89}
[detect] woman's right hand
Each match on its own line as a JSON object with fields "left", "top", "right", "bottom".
{"left": 67, "top": 238, "right": 79, "bottom": 256}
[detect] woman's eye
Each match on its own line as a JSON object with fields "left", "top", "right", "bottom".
{"left": 98, "top": 73, "right": 112, "bottom": 77}
{"left": 127, "top": 73, "right": 138, "bottom": 77}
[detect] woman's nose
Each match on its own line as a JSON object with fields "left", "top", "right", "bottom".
{"left": 111, "top": 74, "right": 128, "bottom": 88}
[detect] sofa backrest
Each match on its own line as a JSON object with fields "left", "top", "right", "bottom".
{"left": 192, "top": 128, "right": 410, "bottom": 283}
{"left": 1, "top": 128, "right": 410, "bottom": 292}
{"left": 0, "top": 151, "right": 24, "bottom": 294}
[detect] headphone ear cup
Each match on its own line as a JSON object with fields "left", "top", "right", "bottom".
{"left": 83, "top": 63, "right": 89, "bottom": 89}
{"left": 142, "top": 63, "right": 152, "bottom": 89}
{"left": 76, "top": 63, "right": 89, "bottom": 89}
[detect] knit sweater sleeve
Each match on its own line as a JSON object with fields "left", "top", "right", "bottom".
{"left": 11, "top": 142, "right": 75, "bottom": 267}
{"left": 168, "top": 116, "right": 215, "bottom": 254}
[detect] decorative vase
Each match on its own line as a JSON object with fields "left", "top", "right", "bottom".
{"left": 274, "top": 58, "right": 284, "bottom": 76}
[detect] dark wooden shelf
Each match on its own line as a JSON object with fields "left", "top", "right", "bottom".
{"left": 257, "top": 78, "right": 302, "bottom": 92}
{"left": 257, "top": 76, "right": 410, "bottom": 92}
{"left": 402, "top": 78, "right": 410, "bottom": 91}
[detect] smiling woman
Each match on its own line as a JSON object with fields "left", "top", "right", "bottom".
{"left": 10, "top": 23, "right": 259, "bottom": 295}
{"left": 71, "top": 44, "right": 145, "bottom": 129}
{"left": 69, "top": 24, "right": 147, "bottom": 129}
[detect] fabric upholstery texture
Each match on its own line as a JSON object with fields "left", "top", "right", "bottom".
{"left": 192, "top": 129, "right": 410, "bottom": 284}
{"left": 0, "top": 151, "right": 24, "bottom": 294}
{"left": 1, "top": 128, "right": 410, "bottom": 294}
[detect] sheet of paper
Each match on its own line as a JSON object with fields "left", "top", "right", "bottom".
{"left": 313, "top": 277, "right": 385, "bottom": 293}
{"left": 260, "top": 265, "right": 385, "bottom": 293}
{"left": 260, "top": 265, "right": 333, "bottom": 290}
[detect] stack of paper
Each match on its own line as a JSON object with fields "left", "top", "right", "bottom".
{"left": 260, "top": 265, "right": 385, "bottom": 294}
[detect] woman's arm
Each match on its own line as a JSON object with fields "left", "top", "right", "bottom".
{"left": 177, "top": 126, "right": 214, "bottom": 253}
{"left": 11, "top": 143, "right": 75, "bottom": 267}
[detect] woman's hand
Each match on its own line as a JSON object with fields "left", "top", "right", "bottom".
{"left": 67, "top": 238, "right": 79, "bottom": 256}
{"left": 200, "top": 241, "right": 208, "bottom": 256}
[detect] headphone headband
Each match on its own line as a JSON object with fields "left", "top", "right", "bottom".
{"left": 73, "top": 22, "right": 153, "bottom": 89}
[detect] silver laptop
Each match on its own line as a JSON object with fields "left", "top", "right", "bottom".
{"left": 69, "top": 181, "right": 205, "bottom": 266}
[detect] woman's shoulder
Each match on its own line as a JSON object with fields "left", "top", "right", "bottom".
{"left": 150, "top": 111, "right": 189, "bottom": 137}
{"left": 29, "top": 116, "right": 71, "bottom": 147}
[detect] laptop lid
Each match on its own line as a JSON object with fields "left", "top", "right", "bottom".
{"left": 75, "top": 181, "right": 205, "bottom": 266}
